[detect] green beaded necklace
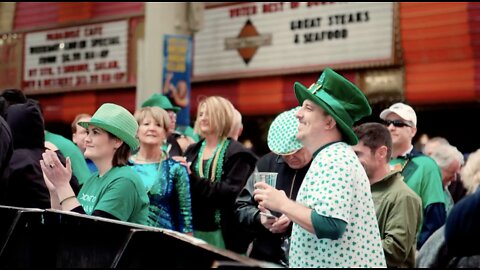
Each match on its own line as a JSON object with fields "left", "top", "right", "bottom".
{"left": 195, "top": 138, "right": 230, "bottom": 226}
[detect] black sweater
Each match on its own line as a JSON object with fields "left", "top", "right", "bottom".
{"left": 1, "top": 101, "right": 79, "bottom": 208}
{"left": 184, "top": 138, "right": 257, "bottom": 253}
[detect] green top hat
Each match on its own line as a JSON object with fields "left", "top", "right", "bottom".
{"left": 78, "top": 103, "right": 139, "bottom": 151}
{"left": 141, "top": 93, "right": 181, "bottom": 113}
{"left": 267, "top": 106, "right": 303, "bottom": 155}
{"left": 294, "top": 68, "right": 371, "bottom": 145}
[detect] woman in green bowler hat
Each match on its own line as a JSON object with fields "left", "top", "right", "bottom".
{"left": 40, "top": 103, "right": 149, "bottom": 226}
{"left": 181, "top": 96, "right": 257, "bottom": 253}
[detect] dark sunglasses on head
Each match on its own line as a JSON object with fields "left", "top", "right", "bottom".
{"left": 383, "top": 119, "right": 411, "bottom": 128}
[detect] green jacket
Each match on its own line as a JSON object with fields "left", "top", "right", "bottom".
{"left": 371, "top": 171, "right": 423, "bottom": 268}
{"left": 45, "top": 131, "right": 91, "bottom": 185}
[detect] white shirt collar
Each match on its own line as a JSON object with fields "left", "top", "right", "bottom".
{"left": 398, "top": 145, "right": 414, "bottom": 158}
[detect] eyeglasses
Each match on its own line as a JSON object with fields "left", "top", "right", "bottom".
{"left": 167, "top": 111, "right": 177, "bottom": 118}
{"left": 383, "top": 120, "right": 411, "bottom": 128}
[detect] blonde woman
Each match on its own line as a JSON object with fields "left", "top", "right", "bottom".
{"left": 130, "top": 106, "right": 193, "bottom": 233}
{"left": 458, "top": 150, "right": 479, "bottom": 194}
{"left": 40, "top": 103, "right": 149, "bottom": 225}
{"left": 183, "top": 96, "right": 257, "bottom": 253}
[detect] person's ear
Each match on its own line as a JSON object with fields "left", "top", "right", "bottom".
{"left": 113, "top": 137, "right": 123, "bottom": 150}
{"left": 410, "top": 126, "right": 417, "bottom": 138}
{"left": 376, "top": 145, "right": 388, "bottom": 160}
{"left": 325, "top": 115, "right": 337, "bottom": 130}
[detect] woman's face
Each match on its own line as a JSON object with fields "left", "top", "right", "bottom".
{"left": 197, "top": 103, "right": 213, "bottom": 135}
{"left": 72, "top": 116, "right": 91, "bottom": 153}
{"left": 137, "top": 114, "right": 167, "bottom": 147}
{"left": 84, "top": 125, "right": 122, "bottom": 162}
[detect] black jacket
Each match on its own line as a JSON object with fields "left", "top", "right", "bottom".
{"left": 234, "top": 152, "right": 310, "bottom": 264}
{"left": 1, "top": 101, "right": 79, "bottom": 208}
{"left": 167, "top": 133, "right": 184, "bottom": 157}
{"left": 402, "top": 149, "right": 446, "bottom": 249}
{"left": 184, "top": 138, "right": 257, "bottom": 253}
{"left": 445, "top": 188, "right": 480, "bottom": 257}
{"left": 0, "top": 116, "right": 13, "bottom": 202}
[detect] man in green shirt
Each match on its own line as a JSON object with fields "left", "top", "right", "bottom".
{"left": 380, "top": 102, "right": 446, "bottom": 249}
{"left": 353, "top": 122, "right": 422, "bottom": 267}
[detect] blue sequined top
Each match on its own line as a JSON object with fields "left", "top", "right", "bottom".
{"left": 130, "top": 158, "right": 193, "bottom": 233}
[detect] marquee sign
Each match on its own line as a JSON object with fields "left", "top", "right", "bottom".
{"left": 23, "top": 20, "right": 129, "bottom": 93}
{"left": 194, "top": 2, "right": 395, "bottom": 81}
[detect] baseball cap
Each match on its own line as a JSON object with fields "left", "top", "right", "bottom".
{"left": 380, "top": 102, "right": 417, "bottom": 126}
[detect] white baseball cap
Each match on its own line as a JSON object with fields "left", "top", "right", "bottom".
{"left": 380, "top": 102, "right": 417, "bottom": 126}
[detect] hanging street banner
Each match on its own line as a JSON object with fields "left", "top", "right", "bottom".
{"left": 23, "top": 20, "right": 129, "bottom": 93}
{"left": 193, "top": 2, "right": 395, "bottom": 81}
{"left": 0, "top": 34, "right": 22, "bottom": 90}
{"left": 162, "top": 34, "right": 192, "bottom": 127}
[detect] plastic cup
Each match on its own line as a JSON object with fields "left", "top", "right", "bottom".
{"left": 254, "top": 172, "right": 280, "bottom": 217}
{"left": 254, "top": 172, "right": 278, "bottom": 188}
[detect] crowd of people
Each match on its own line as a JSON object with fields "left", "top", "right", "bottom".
{"left": 1, "top": 67, "right": 480, "bottom": 267}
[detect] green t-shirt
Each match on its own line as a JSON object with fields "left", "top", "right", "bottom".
{"left": 45, "top": 131, "right": 91, "bottom": 185}
{"left": 444, "top": 188, "right": 454, "bottom": 215}
{"left": 389, "top": 155, "right": 446, "bottom": 208}
{"left": 78, "top": 166, "right": 149, "bottom": 225}
{"left": 390, "top": 155, "right": 446, "bottom": 246}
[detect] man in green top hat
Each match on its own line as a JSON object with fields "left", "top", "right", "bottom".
{"left": 253, "top": 68, "right": 386, "bottom": 268}
{"left": 142, "top": 93, "right": 197, "bottom": 156}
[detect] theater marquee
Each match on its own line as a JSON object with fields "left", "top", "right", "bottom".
{"left": 194, "top": 2, "right": 396, "bottom": 81}
{"left": 23, "top": 20, "right": 129, "bottom": 93}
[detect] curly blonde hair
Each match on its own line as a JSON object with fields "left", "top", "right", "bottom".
{"left": 461, "top": 148, "right": 480, "bottom": 194}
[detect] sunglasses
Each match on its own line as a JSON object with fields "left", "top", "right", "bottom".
{"left": 383, "top": 119, "right": 411, "bottom": 128}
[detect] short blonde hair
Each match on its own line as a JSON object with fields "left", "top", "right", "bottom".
{"left": 461, "top": 148, "right": 480, "bottom": 194}
{"left": 134, "top": 106, "right": 170, "bottom": 134}
{"left": 230, "top": 107, "right": 243, "bottom": 132}
{"left": 194, "top": 96, "right": 233, "bottom": 138}
{"left": 71, "top": 113, "right": 91, "bottom": 133}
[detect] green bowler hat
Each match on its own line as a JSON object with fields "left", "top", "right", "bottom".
{"left": 78, "top": 103, "right": 139, "bottom": 151}
{"left": 180, "top": 126, "right": 200, "bottom": 143}
{"left": 294, "top": 68, "right": 371, "bottom": 145}
{"left": 141, "top": 93, "right": 181, "bottom": 113}
{"left": 267, "top": 107, "right": 303, "bottom": 155}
